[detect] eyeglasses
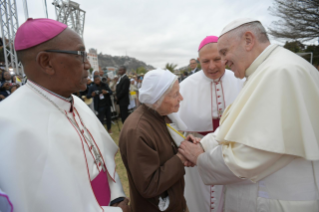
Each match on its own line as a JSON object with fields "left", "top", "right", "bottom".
{"left": 45, "top": 50, "right": 88, "bottom": 63}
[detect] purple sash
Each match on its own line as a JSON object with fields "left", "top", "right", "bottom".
{"left": 91, "top": 170, "right": 111, "bottom": 206}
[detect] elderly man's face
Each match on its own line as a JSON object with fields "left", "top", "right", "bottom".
{"left": 52, "top": 29, "right": 91, "bottom": 93}
{"left": 198, "top": 43, "right": 225, "bottom": 80}
{"left": 217, "top": 34, "right": 247, "bottom": 79}
{"left": 4, "top": 72, "right": 11, "bottom": 80}
{"left": 157, "top": 80, "right": 183, "bottom": 115}
{"left": 189, "top": 60, "right": 197, "bottom": 70}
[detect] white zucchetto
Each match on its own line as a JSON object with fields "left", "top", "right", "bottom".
{"left": 139, "top": 68, "right": 177, "bottom": 105}
{"left": 220, "top": 18, "right": 260, "bottom": 37}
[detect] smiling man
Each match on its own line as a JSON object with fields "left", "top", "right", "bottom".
{"left": 0, "top": 18, "right": 129, "bottom": 212}
{"left": 179, "top": 18, "right": 319, "bottom": 212}
{"left": 177, "top": 36, "right": 244, "bottom": 212}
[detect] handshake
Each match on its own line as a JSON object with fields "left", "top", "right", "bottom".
{"left": 177, "top": 135, "right": 205, "bottom": 167}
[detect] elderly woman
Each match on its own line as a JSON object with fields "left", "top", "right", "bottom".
{"left": 119, "top": 69, "right": 189, "bottom": 212}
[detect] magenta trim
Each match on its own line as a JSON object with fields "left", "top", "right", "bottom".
{"left": 0, "top": 192, "right": 14, "bottom": 212}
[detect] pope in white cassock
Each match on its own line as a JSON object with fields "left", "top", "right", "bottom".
{"left": 179, "top": 18, "right": 319, "bottom": 212}
{"left": 177, "top": 36, "right": 244, "bottom": 212}
{"left": 0, "top": 18, "right": 129, "bottom": 212}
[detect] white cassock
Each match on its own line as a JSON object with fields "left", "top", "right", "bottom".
{"left": 0, "top": 80, "right": 125, "bottom": 212}
{"left": 176, "top": 70, "right": 244, "bottom": 212}
{"left": 197, "top": 44, "right": 319, "bottom": 212}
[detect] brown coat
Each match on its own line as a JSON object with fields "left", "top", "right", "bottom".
{"left": 119, "top": 104, "right": 187, "bottom": 212}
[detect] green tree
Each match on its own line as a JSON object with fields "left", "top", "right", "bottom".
{"left": 165, "top": 63, "right": 178, "bottom": 73}
{"left": 283, "top": 41, "right": 305, "bottom": 53}
{"left": 305, "top": 45, "right": 319, "bottom": 65}
{"left": 283, "top": 41, "right": 319, "bottom": 65}
{"left": 135, "top": 66, "right": 147, "bottom": 75}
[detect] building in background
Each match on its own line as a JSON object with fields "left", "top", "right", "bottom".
{"left": 104, "top": 66, "right": 117, "bottom": 79}
{"left": 88, "top": 48, "right": 99, "bottom": 71}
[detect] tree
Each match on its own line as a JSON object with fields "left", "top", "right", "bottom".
{"left": 283, "top": 41, "right": 319, "bottom": 65}
{"left": 135, "top": 66, "right": 147, "bottom": 75}
{"left": 283, "top": 40, "right": 305, "bottom": 52}
{"left": 268, "top": 0, "right": 319, "bottom": 41}
{"left": 165, "top": 63, "right": 178, "bottom": 73}
{"left": 305, "top": 45, "right": 319, "bottom": 65}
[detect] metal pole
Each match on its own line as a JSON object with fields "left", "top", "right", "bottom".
{"left": 12, "top": 0, "right": 22, "bottom": 75}
{"left": 0, "top": 0, "right": 9, "bottom": 72}
{"left": 310, "top": 52, "right": 313, "bottom": 64}
{"left": 22, "top": 0, "right": 28, "bottom": 20}
{"left": 43, "top": 0, "right": 48, "bottom": 18}
{"left": 3, "top": 1, "right": 13, "bottom": 71}
{"left": 8, "top": 0, "right": 19, "bottom": 74}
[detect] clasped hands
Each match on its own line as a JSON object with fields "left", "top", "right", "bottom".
{"left": 177, "top": 135, "right": 204, "bottom": 167}
{"left": 111, "top": 197, "right": 130, "bottom": 212}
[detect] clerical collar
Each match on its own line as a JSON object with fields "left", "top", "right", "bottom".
{"left": 245, "top": 44, "right": 278, "bottom": 78}
{"left": 28, "top": 80, "right": 73, "bottom": 102}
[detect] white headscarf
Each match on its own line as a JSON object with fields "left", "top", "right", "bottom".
{"left": 91, "top": 70, "right": 99, "bottom": 80}
{"left": 139, "top": 68, "right": 177, "bottom": 105}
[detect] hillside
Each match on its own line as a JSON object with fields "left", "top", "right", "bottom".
{"left": 98, "top": 54, "right": 155, "bottom": 73}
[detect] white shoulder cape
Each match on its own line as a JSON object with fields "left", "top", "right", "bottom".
{"left": 177, "top": 69, "right": 244, "bottom": 132}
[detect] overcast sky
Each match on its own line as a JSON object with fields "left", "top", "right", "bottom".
{"left": 12, "top": 0, "right": 298, "bottom": 68}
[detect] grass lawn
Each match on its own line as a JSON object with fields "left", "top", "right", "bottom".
{"left": 107, "top": 120, "right": 130, "bottom": 197}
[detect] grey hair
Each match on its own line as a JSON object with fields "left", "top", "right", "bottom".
{"left": 228, "top": 21, "right": 269, "bottom": 43}
{"left": 145, "top": 77, "right": 178, "bottom": 110}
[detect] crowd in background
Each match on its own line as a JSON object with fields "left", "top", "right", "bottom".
{"left": 72, "top": 66, "right": 145, "bottom": 133}
{"left": 0, "top": 65, "right": 145, "bottom": 135}
{"left": 2, "top": 59, "right": 318, "bottom": 131}
{"left": 0, "top": 69, "right": 24, "bottom": 102}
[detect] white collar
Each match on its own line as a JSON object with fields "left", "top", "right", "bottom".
{"left": 27, "top": 80, "right": 74, "bottom": 113}
{"left": 252, "top": 44, "right": 274, "bottom": 66}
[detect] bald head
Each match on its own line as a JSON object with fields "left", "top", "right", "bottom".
{"left": 17, "top": 28, "right": 91, "bottom": 97}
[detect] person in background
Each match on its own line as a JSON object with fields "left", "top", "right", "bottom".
{"left": 0, "top": 18, "right": 129, "bottom": 212}
{"left": 10, "top": 85, "right": 18, "bottom": 93}
{"left": 1, "top": 71, "right": 12, "bottom": 86}
{"left": 189, "top": 58, "right": 200, "bottom": 74}
{"left": 87, "top": 75, "right": 113, "bottom": 134}
{"left": 128, "top": 78, "right": 137, "bottom": 110}
{"left": 119, "top": 68, "right": 189, "bottom": 212}
{"left": 0, "top": 82, "right": 11, "bottom": 99}
{"left": 116, "top": 66, "right": 130, "bottom": 123}
{"left": 181, "top": 71, "right": 188, "bottom": 81}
